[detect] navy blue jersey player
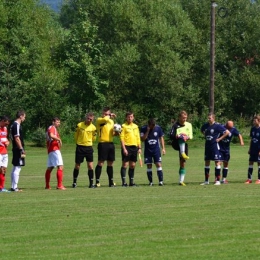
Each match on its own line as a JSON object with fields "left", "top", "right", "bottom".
{"left": 245, "top": 115, "right": 260, "bottom": 184}
{"left": 220, "top": 121, "right": 244, "bottom": 183}
{"left": 200, "top": 113, "right": 230, "bottom": 185}
{"left": 140, "top": 118, "right": 165, "bottom": 186}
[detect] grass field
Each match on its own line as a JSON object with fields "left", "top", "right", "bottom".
{"left": 1, "top": 142, "right": 260, "bottom": 260}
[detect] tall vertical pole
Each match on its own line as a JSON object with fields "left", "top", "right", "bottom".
{"left": 209, "top": 1, "right": 217, "bottom": 114}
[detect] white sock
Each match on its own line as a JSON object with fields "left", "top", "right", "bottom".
{"left": 11, "top": 166, "right": 21, "bottom": 189}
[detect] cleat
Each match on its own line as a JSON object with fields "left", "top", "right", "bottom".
{"left": 179, "top": 182, "right": 186, "bottom": 186}
{"left": 245, "top": 179, "right": 252, "bottom": 184}
{"left": 45, "top": 186, "right": 51, "bottom": 190}
{"left": 72, "top": 183, "right": 77, "bottom": 188}
{"left": 181, "top": 153, "right": 189, "bottom": 160}
{"left": 122, "top": 183, "right": 128, "bottom": 187}
{"left": 0, "top": 188, "right": 11, "bottom": 192}
{"left": 214, "top": 181, "right": 221, "bottom": 185}
{"left": 109, "top": 184, "right": 116, "bottom": 187}
{"left": 95, "top": 183, "right": 101, "bottom": 187}
{"left": 129, "top": 183, "right": 137, "bottom": 187}
{"left": 200, "top": 181, "right": 209, "bottom": 185}
{"left": 159, "top": 182, "right": 164, "bottom": 186}
{"left": 149, "top": 182, "right": 153, "bottom": 186}
{"left": 10, "top": 188, "right": 23, "bottom": 192}
{"left": 220, "top": 180, "right": 228, "bottom": 184}
{"left": 255, "top": 180, "right": 260, "bottom": 184}
{"left": 57, "top": 186, "right": 66, "bottom": 190}
{"left": 89, "top": 184, "right": 96, "bottom": 188}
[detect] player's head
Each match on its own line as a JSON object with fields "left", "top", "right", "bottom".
{"left": 125, "top": 111, "right": 134, "bottom": 123}
{"left": 102, "top": 107, "right": 111, "bottom": 117}
{"left": 253, "top": 115, "right": 260, "bottom": 126}
{"left": 0, "top": 115, "right": 10, "bottom": 127}
{"left": 85, "top": 112, "right": 94, "bottom": 125}
{"left": 178, "top": 111, "right": 187, "bottom": 124}
{"left": 226, "top": 121, "right": 234, "bottom": 130}
{"left": 148, "top": 118, "right": 156, "bottom": 129}
{"left": 207, "top": 113, "right": 215, "bottom": 125}
{"left": 16, "top": 110, "right": 26, "bottom": 122}
{"left": 52, "top": 117, "right": 61, "bottom": 127}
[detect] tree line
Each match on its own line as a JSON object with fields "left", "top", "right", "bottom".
{"left": 0, "top": 0, "right": 259, "bottom": 138}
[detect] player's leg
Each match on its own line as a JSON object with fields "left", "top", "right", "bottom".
{"left": 128, "top": 147, "right": 137, "bottom": 186}
{"left": 214, "top": 161, "right": 221, "bottom": 185}
{"left": 221, "top": 160, "right": 229, "bottom": 183}
{"left": 120, "top": 146, "right": 129, "bottom": 186}
{"left": 95, "top": 143, "right": 105, "bottom": 186}
{"left": 245, "top": 152, "right": 256, "bottom": 183}
{"left": 179, "top": 158, "right": 186, "bottom": 186}
{"left": 154, "top": 152, "right": 163, "bottom": 186}
{"left": 107, "top": 143, "right": 116, "bottom": 187}
{"left": 11, "top": 150, "right": 22, "bottom": 191}
{"left": 178, "top": 136, "right": 189, "bottom": 160}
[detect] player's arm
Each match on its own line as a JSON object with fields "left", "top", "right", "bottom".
{"left": 238, "top": 134, "right": 244, "bottom": 146}
{"left": 160, "top": 136, "right": 166, "bottom": 155}
{"left": 141, "top": 126, "right": 150, "bottom": 141}
{"left": 49, "top": 131, "right": 62, "bottom": 146}
{"left": 14, "top": 136, "right": 25, "bottom": 154}
{"left": 74, "top": 127, "right": 79, "bottom": 143}
{"left": 217, "top": 129, "right": 230, "bottom": 142}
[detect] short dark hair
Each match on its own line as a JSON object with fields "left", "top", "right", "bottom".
{"left": 148, "top": 118, "right": 156, "bottom": 126}
{"left": 16, "top": 110, "right": 25, "bottom": 119}
{"left": 0, "top": 115, "right": 10, "bottom": 122}
{"left": 52, "top": 117, "right": 60, "bottom": 122}
{"left": 103, "top": 107, "right": 110, "bottom": 113}
{"left": 125, "top": 111, "right": 133, "bottom": 117}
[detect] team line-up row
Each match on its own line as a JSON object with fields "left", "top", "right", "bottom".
{"left": 0, "top": 109, "right": 259, "bottom": 192}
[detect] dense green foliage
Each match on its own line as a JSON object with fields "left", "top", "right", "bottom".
{"left": 1, "top": 0, "right": 260, "bottom": 138}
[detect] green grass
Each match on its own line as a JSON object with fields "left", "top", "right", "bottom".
{"left": 1, "top": 142, "right": 259, "bottom": 259}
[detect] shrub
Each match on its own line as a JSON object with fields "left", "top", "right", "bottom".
{"left": 31, "top": 127, "right": 46, "bottom": 147}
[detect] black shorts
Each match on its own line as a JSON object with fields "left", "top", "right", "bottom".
{"left": 75, "top": 145, "right": 94, "bottom": 164}
{"left": 121, "top": 146, "right": 138, "bottom": 162}
{"left": 97, "top": 142, "right": 115, "bottom": 162}
{"left": 12, "top": 149, "right": 25, "bottom": 166}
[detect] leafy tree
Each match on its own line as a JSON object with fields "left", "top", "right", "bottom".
{"left": 0, "top": 0, "right": 67, "bottom": 134}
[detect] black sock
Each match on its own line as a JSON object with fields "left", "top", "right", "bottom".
{"left": 88, "top": 169, "right": 94, "bottom": 186}
{"left": 95, "top": 165, "right": 102, "bottom": 184}
{"left": 157, "top": 170, "right": 163, "bottom": 182}
{"left": 147, "top": 171, "right": 152, "bottom": 183}
{"left": 107, "top": 166, "right": 114, "bottom": 185}
{"left": 121, "top": 167, "right": 127, "bottom": 184}
{"left": 129, "top": 168, "right": 135, "bottom": 185}
{"left": 73, "top": 169, "right": 79, "bottom": 183}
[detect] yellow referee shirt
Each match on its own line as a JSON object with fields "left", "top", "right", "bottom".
{"left": 120, "top": 122, "right": 140, "bottom": 147}
{"left": 96, "top": 116, "right": 114, "bottom": 143}
{"left": 74, "top": 122, "right": 96, "bottom": 146}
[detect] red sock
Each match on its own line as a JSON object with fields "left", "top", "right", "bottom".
{"left": 45, "top": 169, "right": 51, "bottom": 188}
{"left": 56, "top": 169, "right": 63, "bottom": 187}
{"left": 0, "top": 173, "right": 5, "bottom": 189}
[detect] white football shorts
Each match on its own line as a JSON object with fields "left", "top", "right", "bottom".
{"left": 47, "top": 150, "right": 63, "bottom": 167}
{"left": 0, "top": 154, "right": 8, "bottom": 168}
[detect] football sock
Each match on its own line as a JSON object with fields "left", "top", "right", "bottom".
{"left": 11, "top": 166, "right": 21, "bottom": 190}
{"left": 107, "top": 166, "right": 114, "bottom": 185}
{"left": 56, "top": 169, "right": 63, "bottom": 187}
{"left": 128, "top": 168, "right": 135, "bottom": 185}
{"left": 120, "top": 167, "right": 127, "bottom": 184}
{"left": 248, "top": 166, "right": 253, "bottom": 179}
{"left": 258, "top": 167, "right": 260, "bottom": 180}
{"left": 204, "top": 166, "right": 210, "bottom": 182}
{"left": 147, "top": 169, "right": 153, "bottom": 183}
{"left": 157, "top": 167, "right": 163, "bottom": 182}
{"left": 179, "top": 167, "right": 186, "bottom": 183}
{"left": 73, "top": 168, "right": 79, "bottom": 184}
{"left": 0, "top": 173, "right": 4, "bottom": 189}
{"left": 222, "top": 168, "right": 228, "bottom": 179}
{"left": 88, "top": 169, "right": 94, "bottom": 186}
{"left": 45, "top": 169, "right": 51, "bottom": 188}
{"left": 215, "top": 166, "right": 221, "bottom": 181}
{"left": 95, "top": 165, "right": 102, "bottom": 184}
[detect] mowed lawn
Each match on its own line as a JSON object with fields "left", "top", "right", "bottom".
{"left": 1, "top": 142, "right": 259, "bottom": 260}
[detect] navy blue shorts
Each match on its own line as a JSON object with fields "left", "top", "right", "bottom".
{"left": 249, "top": 153, "right": 260, "bottom": 162}
{"left": 204, "top": 145, "right": 223, "bottom": 161}
{"left": 144, "top": 150, "right": 162, "bottom": 164}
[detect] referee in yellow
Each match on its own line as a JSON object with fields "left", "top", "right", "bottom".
{"left": 120, "top": 111, "right": 141, "bottom": 187}
{"left": 72, "top": 112, "right": 96, "bottom": 188}
{"left": 95, "top": 107, "right": 117, "bottom": 187}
